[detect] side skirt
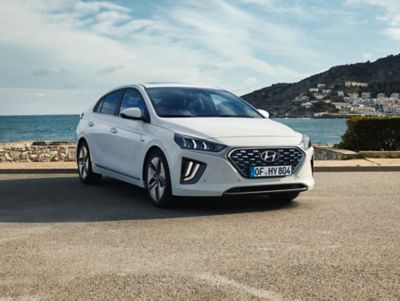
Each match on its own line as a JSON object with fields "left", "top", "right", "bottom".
{"left": 93, "top": 163, "right": 145, "bottom": 188}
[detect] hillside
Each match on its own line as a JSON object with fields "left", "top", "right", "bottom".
{"left": 242, "top": 54, "right": 400, "bottom": 117}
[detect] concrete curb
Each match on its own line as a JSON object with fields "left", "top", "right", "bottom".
{"left": 0, "top": 169, "right": 77, "bottom": 174}
{"left": 315, "top": 166, "right": 400, "bottom": 172}
{"left": 1, "top": 167, "right": 400, "bottom": 174}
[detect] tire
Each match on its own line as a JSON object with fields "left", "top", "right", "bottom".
{"left": 144, "top": 149, "right": 173, "bottom": 208}
{"left": 77, "top": 141, "right": 102, "bottom": 184}
{"left": 268, "top": 191, "right": 300, "bottom": 202}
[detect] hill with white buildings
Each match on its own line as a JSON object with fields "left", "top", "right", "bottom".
{"left": 242, "top": 54, "right": 400, "bottom": 117}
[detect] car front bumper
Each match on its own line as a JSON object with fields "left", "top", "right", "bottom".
{"left": 168, "top": 146, "right": 314, "bottom": 197}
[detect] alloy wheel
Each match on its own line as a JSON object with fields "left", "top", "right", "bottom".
{"left": 147, "top": 156, "right": 166, "bottom": 202}
{"left": 78, "top": 145, "right": 90, "bottom": 179}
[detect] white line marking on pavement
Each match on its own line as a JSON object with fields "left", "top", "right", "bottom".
{"left": 196, "top": 272, "right": 284, "bottom": 301}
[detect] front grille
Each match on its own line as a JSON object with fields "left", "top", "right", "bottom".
{"left": 228, "top": 147, "right": 304, "bottom": 178}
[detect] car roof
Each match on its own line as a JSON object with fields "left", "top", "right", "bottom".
{"left": 140, "top": 82, "right": 221, "bottom": 89}
{"left": 101, "top": 83, "right": 224, "bottom": 97}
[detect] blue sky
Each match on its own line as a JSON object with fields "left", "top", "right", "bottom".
{"left": 0, "top": 0, "right": 399, "bottom": 115}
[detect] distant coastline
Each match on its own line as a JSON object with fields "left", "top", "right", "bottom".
{"left": 0, "top": 115, "right": 347, "bottom": 145}
{"left": 0, "top": 114, "right": 80, "bottom": 117}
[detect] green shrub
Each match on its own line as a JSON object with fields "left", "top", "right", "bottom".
{"left": 338, "top": 116, "right": 400, "bottom": 151}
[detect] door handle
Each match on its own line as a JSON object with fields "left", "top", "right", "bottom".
{"left": 88, "top": 121, "right": 94, "bottom": 127}
{"left": 110, "top": 127, "right": 118, "bottom": 134}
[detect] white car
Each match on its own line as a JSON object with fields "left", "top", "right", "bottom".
{"left": 76, "top": 83, "right": 314, "bottom": 207}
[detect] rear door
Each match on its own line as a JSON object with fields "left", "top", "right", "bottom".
{"left": 90, "top": 89, "right": 125, "bottom": 168}
{"left": 84, "top": 96, "right": 106, "bottom": 166}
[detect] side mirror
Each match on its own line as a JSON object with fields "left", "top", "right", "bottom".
{"left": 120, "top": 107, "right": 143, "bottom": 120}
{"left": 258, "top": 109, "right": 269, "bottom": 118}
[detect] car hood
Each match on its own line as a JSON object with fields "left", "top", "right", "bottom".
{"left": 159, "top": 117, "right": 302, "bottom": 144}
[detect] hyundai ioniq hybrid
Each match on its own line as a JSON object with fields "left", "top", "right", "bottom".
{"left": 76, "top": 83, "right": 314, "bottom": 207}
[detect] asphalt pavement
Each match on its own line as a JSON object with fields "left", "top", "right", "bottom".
{"left": 0, "top": 172, "right": 400, "bottom": 300}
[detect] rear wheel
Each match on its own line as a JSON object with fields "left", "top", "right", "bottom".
{"left": 268, "top": 191, "right": 300, "bottom": 202}
{"left": 144, "top": 149, "right": 173, "bottom": 208}
{"left": 77, "top": 141, "right": 102, "bottom": 184}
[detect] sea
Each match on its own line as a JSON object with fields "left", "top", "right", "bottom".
{"left": 0, "top": 115, "right": 347, "bottom": 145}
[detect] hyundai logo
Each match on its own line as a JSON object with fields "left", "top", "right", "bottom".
{"left": 261, "top": 150, "right": 279, "bottom": 162}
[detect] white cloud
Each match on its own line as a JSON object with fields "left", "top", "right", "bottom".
{"left": 73, "top": 1, "right": 131, "bottom": 14}
{"left": 33, "top": 67, "right": 68, "bottom": 76}
{"left": 98, "top": 64, "right": 124, "bottom": 74}
{"left": 165, "top": 1, "right": 314, "bottom": 79}
{"left": 0, "top": 0, "right": 348, "bottom": 114}
{"left": 243, "top": 77, "right": 257, "bottom": 92}
{"left": 361, "top": 52, "right": 373, "bottom": 60}
{"left": 0, "top": 1, "right": 312, "bottom": 86}
{"left": 384, "top": 27, "right": 400, "bottom": 40}
{"left": 244, "top": 77, "right": 257, "bottom": 86}
{"left": 0, "top": 88, "right": 101, "bottom": 115}
{"left": 242, "top": 0, "right": 349, "bottom": 19}
{"left": 347, "top": 0, "right": 400, "bottom": 40}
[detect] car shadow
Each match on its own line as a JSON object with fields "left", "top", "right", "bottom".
{"left": 0, "top": 175, "right": 299, "bottom": 223}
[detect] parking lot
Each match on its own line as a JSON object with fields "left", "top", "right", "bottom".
{"left": 1, "top": 172, "right": 400, "bottom": 300}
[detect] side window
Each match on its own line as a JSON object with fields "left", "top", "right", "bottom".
{"left": 119, "top": 88, "right": 146, "bottom": 114}
{"left": 93, "top": 97, "right": 104, "bottom": 113}
{"left": 100, "top": 89, "right": 125, "bottom": 115}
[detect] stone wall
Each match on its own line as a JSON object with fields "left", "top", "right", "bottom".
{"left": 313, "top": 146, "right": 400, "bottom": 160}
{"left": 313, "top": 146, "right": 359, "bottom": 160}
{"left": 1, "top": 141, "right": 399, "bottom": 162}
{"left": 0, "top": 141, "right": 76, "bottom": 163}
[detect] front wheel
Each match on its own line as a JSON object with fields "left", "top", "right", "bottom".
{"left": 144, "top": 149, "right": 173, "bottom": 208}
{"left": 268, "top": 191, "right": 300, "bottom": 202}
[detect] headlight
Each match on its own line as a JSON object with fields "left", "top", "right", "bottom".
{"left": 300, "top": 134, "right": 312, "bottom": 150}
{"left": 174, "top": 134, "right": 226, "bottom": 152}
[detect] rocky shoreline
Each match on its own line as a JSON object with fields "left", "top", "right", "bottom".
{"left": 1, "top": 141, "right": 399, "bottom": 162}
{"left": 0, "top": 141, "right": 76, "bottom": 163}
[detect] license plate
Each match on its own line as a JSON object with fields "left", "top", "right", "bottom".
{"left": 249, "top": 165, "right": 292, "bottom": 177}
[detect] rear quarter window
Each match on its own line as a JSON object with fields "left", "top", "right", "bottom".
{"left": 93, "top": 97, "right": 104, "bottom": 113}
{"left": 98, "top": 89, "right": 125, "bottom": 115}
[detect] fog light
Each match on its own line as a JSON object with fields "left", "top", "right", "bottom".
{"left": 180, "top": 158, "right": 206, "bottom": 184}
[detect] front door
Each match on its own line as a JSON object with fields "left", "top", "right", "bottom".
{"left": 105, "top": 88, "right": 149, "bottom": 180}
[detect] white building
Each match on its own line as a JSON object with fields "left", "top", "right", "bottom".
{"left": 345, "top": 81, "right": 368, "bottom": 88}
{"left": 350, "top": 92, "right": 359, "bottom": 99}
{"left": 293, "top": 95, "right": 310, "bottom": 102}
{"left": 390, "top": 93, "right": 399, "bottom": 101}
{"left": 332, "top": 102, "right": 352, "bottom": 112}
{"left": 352, "top": 104, "right": 376, "bottom": 114}
{"left": 377, "top": 93, "right": 386, "bottom": 99}
{"left": 361, "top": 92, "right": 371, "bottom": 99}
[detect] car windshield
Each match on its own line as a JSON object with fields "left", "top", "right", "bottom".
{"left": 146, "top": 87, "right": 262, "bottom": 118}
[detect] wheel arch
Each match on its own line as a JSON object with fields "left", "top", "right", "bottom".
{"left": 77, "top": 137, "right": 87, "bottom": 148}
{"left": 142, "top": 144, "right": 174, "bottom": 206}
{"left": 142, "top": 145, "right": 170, "bottom": 185}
